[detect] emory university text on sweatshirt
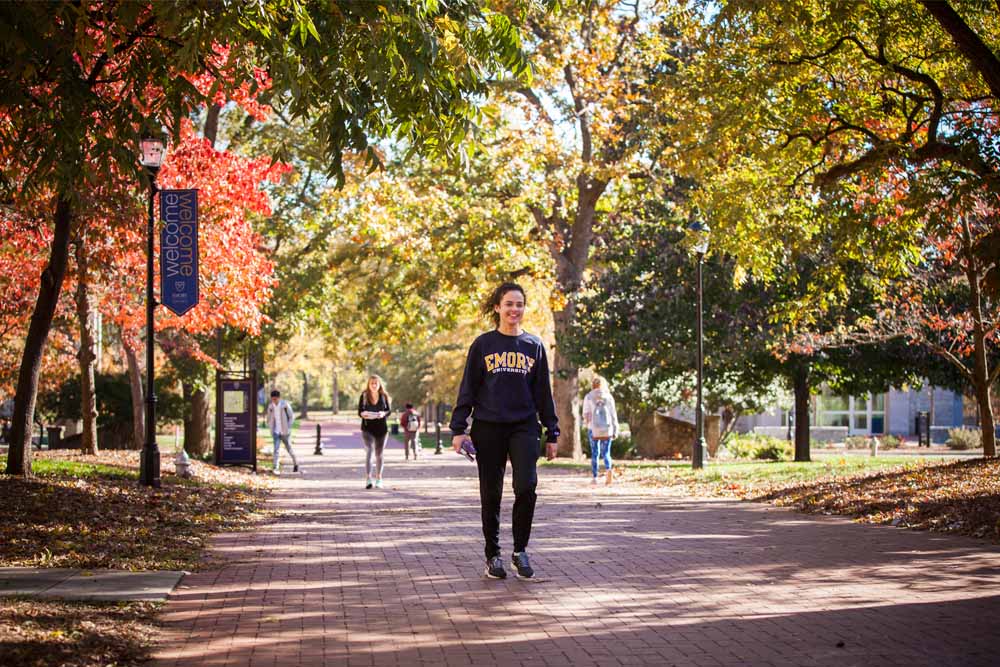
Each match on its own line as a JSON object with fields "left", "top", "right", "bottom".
{"left": 449, "top": 330, "right": 560, "bottom": 443}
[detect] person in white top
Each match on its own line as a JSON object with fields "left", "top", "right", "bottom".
{"left": 265, "top": 390, "right": 299, "bottom": 475}
{"left": 582, "top": 377, "right": 619, "bottom": 485}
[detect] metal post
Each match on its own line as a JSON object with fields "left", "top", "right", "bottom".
{"left": 314, "top": 423, "right": 323, "bottom": 455}
{"left": 140, "top": 172, "right": 161, "bottom": 487}
{"left": 692, "top": 254, "right": 706, "bottom": 470}
{"left": 434, "top": 420, "right": 442, "bottom": 455}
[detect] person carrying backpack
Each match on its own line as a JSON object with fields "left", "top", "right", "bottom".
{"left": 583, "top": 377, "right": 619, "bottom": 485}
{"left": 401, "top": 403, "right": 422, "bottom": 461}
{"left": 266, "top": 390, "right": 300, "bottom": 475}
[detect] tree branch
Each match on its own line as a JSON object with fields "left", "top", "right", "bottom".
{"left": 514, "top": 86, "right": 554, "bottom": 126}
{"left": 920, "top": 0, "right": 1000, "bottom": 102}
{"left": 564, "top": 64, "right": 592, "bottom": 163}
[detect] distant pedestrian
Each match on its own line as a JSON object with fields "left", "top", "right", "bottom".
{"left": 358, "top": 375, "right": 392, "bottom": 489}
{"left": 265, "top": 390, "right": 299, "bottom": 475}
{"left": 583, "top": 377, "right": 619, "bottom": 485}
{"left": 450, "top": 282, "right": 559, "bottom": 580}
{"left": 401, "top": 403, "right": 422, "bottom": 461}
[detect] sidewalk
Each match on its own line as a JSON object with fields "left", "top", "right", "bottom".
{"left": 0, "top": 567, "right": 183, "bottom": 601}
{"left": 153, "top": 417, "right": 1000, "bottom": 666}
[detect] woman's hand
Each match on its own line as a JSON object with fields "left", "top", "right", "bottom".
{"left": 452, "top": 435, "right": 466, "bottom": 453}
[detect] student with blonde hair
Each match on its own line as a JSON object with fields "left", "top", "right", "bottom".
{"left": 358, "top": 375, "right": 392, "bottom": 489}
{"left": 583, "top": 376, "right": 619, "bottom": 485}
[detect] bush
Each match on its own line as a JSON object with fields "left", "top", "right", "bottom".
{"left": 844, "top": 435, "right": 869, "bottom": 450}
{"left": 37, "top": 372, "right": 184, "bottom": 428}
{"left": 724, "top": 434, "right": 791, "bottom": 461}
{"left": 845, "top": 434, "right": 901, "bottom": 450}
{"left": 946, "top": 428, "right": 981, "bottom": 450}
{"left": 880, "top": 434, "right": 902, "bottom": 450}
{"left": 753, "top": 438, "right": 792, "bottom": 460}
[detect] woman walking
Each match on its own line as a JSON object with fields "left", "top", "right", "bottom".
{"left": 450, "top": 282, "right": 559, "bottom": 579}
{"left": 582, "top": 376, "right": 619, "bottom": 485}
{"left": 358, "top": 375, "right": 391, "bottom": 489}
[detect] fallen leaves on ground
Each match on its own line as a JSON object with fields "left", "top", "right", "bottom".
{"left": 0, "top": 450, "right": 274, "bottom": 571}
{"left": 618, "top": 458, "right": 1000, "bottom": 542}
{"left": 0, "top": 598, "right": 159, "bottom": 667}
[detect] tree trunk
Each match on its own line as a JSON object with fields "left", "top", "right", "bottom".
{"left": 962, "top": 218, "right": 997, "bottom": 457}
{"left": 74, "top": 242, "right": 99, "bottom": 455}
{"left": 123, "top": 335, "right": 144, "bottom": 451}
{"left": 300, "top": 371, "right": 309, "bottom": 419}
{"left": 182, "top": 382, "right": 211, "bottom": 457}
{"left": 332, "top": 370, "right": 339, "bottom": 414}
{"left": 544, "top": 176, "right": 607, "bottom": 460}
{"left": 5, "top": 196, "right": 73, "bottom": 476}
{"left": 552, "top": 302, "right": 582, "bottom": 459}
{"left": 793, "top": 362, "right": 811, "bottom": 462}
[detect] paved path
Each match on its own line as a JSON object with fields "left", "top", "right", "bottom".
{"left": 154, "top": 418, "right": 1000, "bottom": 666}
{"left": 0, "top": 567, "right": 183, "bottom": 601}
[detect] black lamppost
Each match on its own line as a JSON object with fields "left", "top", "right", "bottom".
{"left": 139, "top": 136, "right": 165, "bottom": 487}
{"left": 687, "top": 220, "right": 711, "bottom": 470}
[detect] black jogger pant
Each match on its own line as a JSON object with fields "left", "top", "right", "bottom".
{"left": 470, "top": 418, "right": 541, "bottom": 560}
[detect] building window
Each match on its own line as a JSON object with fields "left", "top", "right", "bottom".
{"left": 817, "top": 389, "right": 886, "bottom": 435}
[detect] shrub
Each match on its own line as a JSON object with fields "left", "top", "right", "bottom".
{"left": 946, "top": 428, "right": 981, "bottom": 450}
{"left": 845, "top": 434, "right": 901, "bottom": 450}
{"left": 753, "top": 438, "right": 792, "bottom": 460}
{"left": 879, "top": 434, "right": 901, "bottom": 450}
{"left": 724, "top": 433, "right": 791, "bottom": 461}
{"left": 844, "top": 435, "right": 869, "bottom": 450}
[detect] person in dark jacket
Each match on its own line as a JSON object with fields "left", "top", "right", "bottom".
{"left": 358, "top": 375, "right": 392, "bottom": 489}
{"left": 450, "top": 282, "right": 559, "bottom": 580}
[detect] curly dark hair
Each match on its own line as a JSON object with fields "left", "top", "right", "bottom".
{"left": 481, "top": 282, "right": 526, "bottom": 327}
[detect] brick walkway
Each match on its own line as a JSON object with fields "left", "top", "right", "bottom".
{"left": 153, "top": 418, "right": 1000, "bottom": 666}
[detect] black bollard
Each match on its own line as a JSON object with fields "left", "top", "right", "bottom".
{"left": 314, "top": 423, "right": 323, "bottom": 455}
{"left": 434, "top": 421, "right": 442, "bottom": 455}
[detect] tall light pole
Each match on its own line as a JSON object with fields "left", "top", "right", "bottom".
{"left": 687, "top": 220, "right": 711, "bottom": 470}
{"left": 139, "top": 136, "right": 165, "bottom": 487}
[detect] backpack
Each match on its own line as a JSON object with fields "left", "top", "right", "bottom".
{"left": 406, "top": 412, "right": 420, "bottom": 431}
{"left": 592, "top": 397, "right": 612, "bottom": 438}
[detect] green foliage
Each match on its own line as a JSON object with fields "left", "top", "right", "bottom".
{"left": 844, "top": 435, "right": 870, "bottom": 450}
{"left": 880, "top": 434, "right": 902, "bottom": 450}
{"left": 725, "top": 434, "right": 792, "bottom": 461}
{"left": 35, "top": 373, "right": 183, "bottom": 427}
{"left": 845, "top": 434, "right": 902, "bottom": 451}
{"left": 565, "top": 184, "right": 925, "bottom": 438}
{"left": 946, "top": 428, "right": 981, "bottom": 451}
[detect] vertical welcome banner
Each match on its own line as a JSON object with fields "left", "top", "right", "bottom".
{"left": 159, "top": 189, "right": 199, "bottom": 316}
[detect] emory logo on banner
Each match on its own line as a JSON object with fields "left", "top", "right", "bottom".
{"left": 159, "top": 189, "right": 199, "bottom": 316}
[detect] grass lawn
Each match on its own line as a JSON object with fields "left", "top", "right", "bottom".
{"left": 544, "top": 453, "right": 1000, "bottom": 542}
{"left": 0, "top": 598, "right": 159, "bottom": 667}
{"left": 542, "top": 454, "right": 949, "bottom": 485}
{"left": 1, "top": 448, "right": 274, "bottom": 667}
{"left": 416, "top": 431, "right": 449, "bottom": 452}
{"left": 0, "top": 451, "right": 273, "bottom": 571}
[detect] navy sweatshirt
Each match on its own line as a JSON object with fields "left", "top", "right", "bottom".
{"left": 449, "top": 330, "right": 560, "bottom": 443}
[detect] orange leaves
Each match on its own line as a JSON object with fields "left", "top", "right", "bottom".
{"left": 185, "top": 44, "right": 273, "bottom": 122}
{"left": 82, "top": 115, "right": 289, "bottom": 343}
